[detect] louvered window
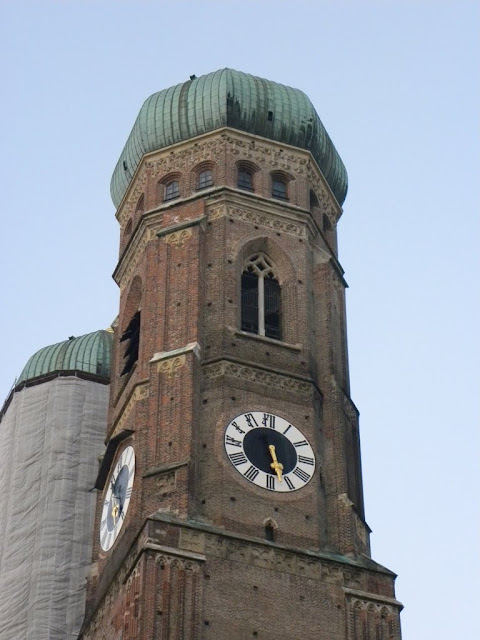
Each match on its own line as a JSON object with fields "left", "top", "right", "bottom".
{"left": 119, "top": 310, "right": 140, "bottom": 376}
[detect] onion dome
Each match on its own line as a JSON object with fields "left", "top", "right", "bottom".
{"left": 111, "top": 68, "right": 348, "bottom": 208}
{"left": 17, "top": 330, "right": 113, "bottom": 385}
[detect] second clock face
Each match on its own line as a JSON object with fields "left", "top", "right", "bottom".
{"left": 224, "top": 412, "right": 315, "bottom": 492}
{"left": 100, "top": 445, "right": 135, "bottom": 551}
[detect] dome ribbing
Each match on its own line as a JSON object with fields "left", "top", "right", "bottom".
{"left": 110, "top": 68, "right": 348, "bottom": 208}
{"left": 17, "top": 330, "right": 113, "bottom": 385}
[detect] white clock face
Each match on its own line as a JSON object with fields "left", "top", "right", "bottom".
{"left": 100, "top": 445, "right": 135, "bottom": 551}
{"left": 224, "top": 412, "right": 315, "bottom": 492}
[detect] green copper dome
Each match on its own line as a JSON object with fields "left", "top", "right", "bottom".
{"left": 111, "top": 68, "right": 348, "bottom": 208}
{"left": 17, "top": 330, "right": 113, "bottom": 385}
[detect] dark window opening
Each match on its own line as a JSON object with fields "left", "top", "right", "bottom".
{"left": 135, "top": 194, "right": 145, "bottom": 213}
{"left": 164, "top": 180, "right": 180, "bottom": 201}
{"left": 272, "top": 178, "right": 287, "bottom": 200}
{"left": 264, "top": 275, "right": 281, "bottom": 340}
{"left": 265, "top": 523, "right": 275, "bottom": 541}
{"left": 323, "top": 214, "right": 332, "bottom": 232}
{"left": 120, "top": 310, "right": 140, "bottom": 376}
{"left": 267, "top": 111, "right": 274, "bottom": 121}
{"left": 241, "top": 254, "right": 281, "bottom": 341}
{"left": 310, "top": 190, "right": 319, "bottom": 209}
{"left": 197, "top": 170, "right": 213, "bottom": 190}
{"left": 237, "top": 169, "right": 253, "bottom": 191}
{"left": 241, "top": 270, "right": 259, "bottom": 334}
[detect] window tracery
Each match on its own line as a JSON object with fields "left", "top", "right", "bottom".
{"left": 241, "top": 253, "right": 281, "bottom": 340}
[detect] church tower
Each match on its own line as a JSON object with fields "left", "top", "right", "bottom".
{"left": 81, "top": 69, "right": 402, "bottom": 639}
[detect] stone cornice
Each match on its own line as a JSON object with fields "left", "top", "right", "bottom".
{"left": 115, "top": 128, "right": 342, "bottom": 227}
{"left": 203, "top": 357, "right": 316, "bottom": 398}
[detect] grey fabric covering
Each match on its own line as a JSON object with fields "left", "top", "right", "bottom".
{"left": 0, "top": 377, "right": 108, "bottom": 639}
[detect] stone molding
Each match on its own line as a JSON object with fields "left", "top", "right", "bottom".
{"left": 178, "top": 526, "right": 370, "bottom": 592}
{"left": 203, "top": 359, "right": 311, "bottom": 396}
{"left": 151, "top": 342, "right": 201, "bottom": 378}
{"left": 207, "top": 200, "right": 308, "bottom": 238}
{"left": 117, "top": 165, "right": 149, "bottom": 227}
{"left": 156, "top": 215, "right": 205, "bottom": 247}
{"left": 344, "top": 588, "right": 403, "bottom": 611}
{"left": 116, "top": 128, "right": 341, "bottom": 225}
{"left": 114, "top": 222, "right": 158, "bottom": 288}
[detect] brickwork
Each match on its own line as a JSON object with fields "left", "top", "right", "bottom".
{"left": 81, "top": 128, "right": 402, "bottom": 638}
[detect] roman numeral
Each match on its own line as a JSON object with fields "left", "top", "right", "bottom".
{"left": 283, "top": 424, "right": 292, "bottom": 435}
{"left": 284, "top": 476, "right": 295, "bottom": 490}
{"left": 231, "top": 421, "right": 245, "bottom": 434}
{"left": 266, "top": 475, "right": 276, "bottom": 490}
{"left": 226, "top": 435, "right": 242, "bottom": 447}
{"left": 262, "top": 414, "right": 276, "bottom": 429}
{"left": 126, "top": 487, "right": 132, "bottom": 499}
{"left": 294, "top": 440, "right": 308, "bottom": 448}
{"left": 297, "top": 455, "right": 314, "bottom": 466}
{"left": 293, "top": 467, "right": 311, "bottom": 483}
{"left": 229, "top": 452, "right": 248, "bottom": 466}
{"left": 116, "top": 461, "right": 122, "bottom": 474}
{"left": 100, "top": 518, "right": 107, "bottom": 529}
{"left": 244, "top": 413, "right": 258, "bottom": 428}
{"left": 243, "top": 466, "right": 259, "bottom": 482}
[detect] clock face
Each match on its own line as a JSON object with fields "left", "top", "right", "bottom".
{"left": 224, "top": 412, "right": 315, "bottom": 492}
{"left": 100, "top": 445, "right": 135, "bottom": 551}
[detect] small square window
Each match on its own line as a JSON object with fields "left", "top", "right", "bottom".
{"left": 197, "top": 170, "right": 213, "bottom": 190}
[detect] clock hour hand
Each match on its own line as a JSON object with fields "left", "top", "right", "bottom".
{"left": 268, "top": 444, "right": 283, "bottom": 482}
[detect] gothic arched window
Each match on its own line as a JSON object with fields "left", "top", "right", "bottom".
{"left": 241, "top": 254, "right": 281, "bottom": 340}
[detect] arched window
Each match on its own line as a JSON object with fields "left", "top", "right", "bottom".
{"left": 197, "top": 169, "right": 213, "bottom": 190}
{"left": 164, "top": 180, "right": 180, "bottom": 201}
{"left": 272, "top": 175, "right": 287, "bottom": 200}
{"left": 237, "top": 167, "right": 253, "bottom": 191}
{"left": 135, "top": 194, "right": 145, "bottom": 213}
{"left": 124, "top": 218, "right": 133, "bottom": 237}
{"left": 241, "top": 254, "right": 281, "bottom": 340}
{"left": 310, "top": 190, "right": 319, "bottom": 209}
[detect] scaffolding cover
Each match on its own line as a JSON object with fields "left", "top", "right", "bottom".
{"left": 0, "top": 377, "right": 108, "bottom": 639}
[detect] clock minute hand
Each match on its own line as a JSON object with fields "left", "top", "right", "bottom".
{"left": 268, "top": 444, "right": 283, "bottom": 482}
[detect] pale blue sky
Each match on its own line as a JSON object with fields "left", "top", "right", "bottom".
{"left": 0, "top": 1, "right": 478, "bottom": 638}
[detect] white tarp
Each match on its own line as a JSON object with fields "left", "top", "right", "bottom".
{"left": 0, "top": 377, "right": 108, "bottom": 639}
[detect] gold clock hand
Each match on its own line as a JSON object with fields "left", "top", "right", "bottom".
{"left": 111, "top": 496, "right": 119, "bottom": 525}
{"left": 268, "top": 444, "right": 283, "bottom": 482}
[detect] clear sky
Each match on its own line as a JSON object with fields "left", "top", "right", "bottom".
{"left": 0, "top": 1, "right": 478, "bottom": 638}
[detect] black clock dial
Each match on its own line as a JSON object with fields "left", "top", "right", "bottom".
{"left": 243, "top": 428, "right": 297, "bottom": 475}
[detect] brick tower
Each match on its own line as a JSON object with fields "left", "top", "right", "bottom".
{"left": 80, "top": 69, "right": 402, "bottom": 639}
